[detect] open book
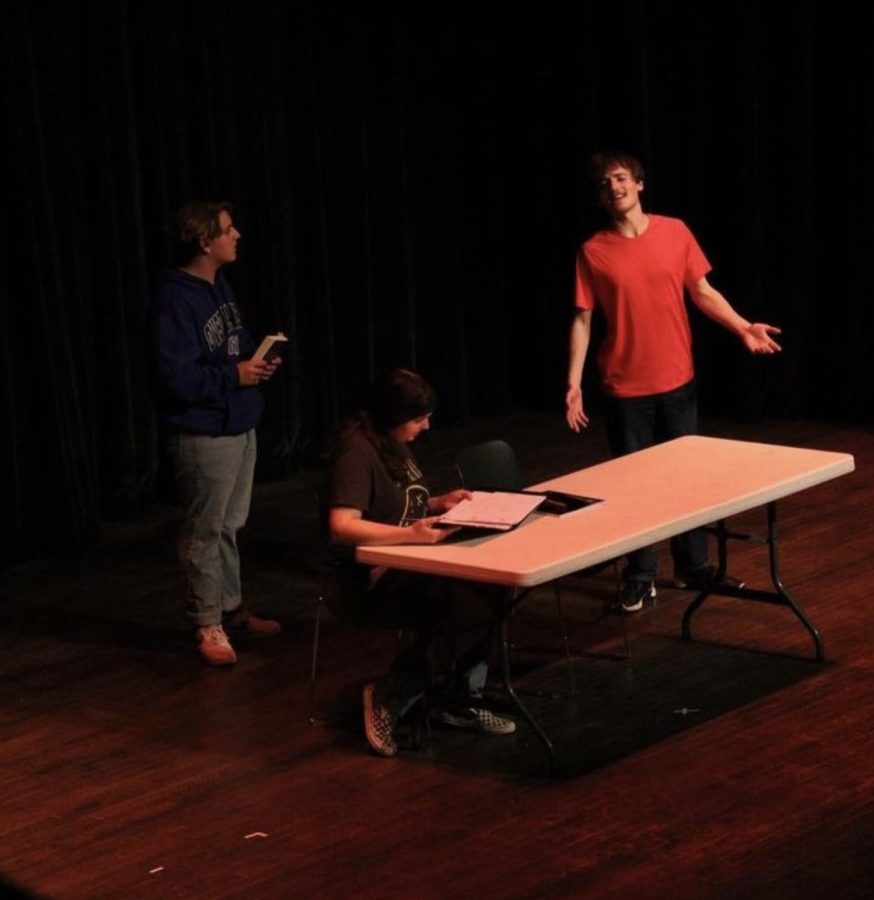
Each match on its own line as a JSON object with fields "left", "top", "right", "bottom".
{"left": 437, "top": 489, "right": 602, "bottom": 532}
{"left": 253, "top": 332, "right": 288, "bottom": 362}
{"left": 437, "top": 491, "right": 546, "bottom": 531}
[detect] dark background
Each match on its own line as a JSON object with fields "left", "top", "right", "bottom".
{"left": 2, "top": 1, "right": 872, "bottom": 565}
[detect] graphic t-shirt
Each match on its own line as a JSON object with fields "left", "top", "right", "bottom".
{"left": 329, "top": 431, "right": 430, "bottom": 528}
{"left": 327, "top": 430, "right": 432, "bottom": 592}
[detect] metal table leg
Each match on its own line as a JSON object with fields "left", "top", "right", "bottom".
{"left": 500, "top": 588, "right": 556, "bottom": 776}
{"left": 681, "top": 502, "right": 825, "bottom": 662}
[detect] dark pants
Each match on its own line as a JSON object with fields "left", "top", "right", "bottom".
{"left": 605, "top": 379, "right": 708, "bottom": 582}
{"left": 366, "top": 570, "right": 501, "bottom": 717}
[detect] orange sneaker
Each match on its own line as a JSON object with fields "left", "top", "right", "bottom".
{"left": 197, "top": 625, "right": 237, "bottom": 665}
{"left": 224, "top": 608, "right": 282, "bottom": 638}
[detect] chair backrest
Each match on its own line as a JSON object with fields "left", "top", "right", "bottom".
{"left": 455, "top": 439, "right": 523, "bottom": 492}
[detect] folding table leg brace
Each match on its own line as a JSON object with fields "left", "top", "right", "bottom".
{"left": 681, "top": 502, "right": 825, "bottom": 662}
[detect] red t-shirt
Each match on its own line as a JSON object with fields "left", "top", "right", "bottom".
{"left": 575, "top": 215, "right": 711, "bottom": 398}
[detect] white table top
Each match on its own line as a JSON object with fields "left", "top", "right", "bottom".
{"left": 356, "top": 436, "right": 855, "bottom": 588}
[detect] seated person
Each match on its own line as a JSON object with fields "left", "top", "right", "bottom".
{"left": 327, "top": 368, "right": 516, "bottom": 757}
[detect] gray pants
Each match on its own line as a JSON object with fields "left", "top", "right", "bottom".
{"left": 168, "top": 430, "right": 257, "bottom": 627}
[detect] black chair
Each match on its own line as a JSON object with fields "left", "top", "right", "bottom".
{"left": 454, "top": 439, "right": 524, "bottom": 493}
{"left": 455, "top": 440, "right": 628, "bottom": 696}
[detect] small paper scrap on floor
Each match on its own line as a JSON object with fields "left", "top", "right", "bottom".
{"left": 673, "top": 707, "right": 701, "bottom": 715}
{"left": 244, "top": 832, "right": 268, "bottom": 839}
{"left": 149, "top": 867, "right": 164, "bottom": 875}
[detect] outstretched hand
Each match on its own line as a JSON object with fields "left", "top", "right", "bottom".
{"left": 742, "top": 323, "right": 782, "bottom": 354}
{"left": 565, "top": 385, "right": 589, "bottom": 432}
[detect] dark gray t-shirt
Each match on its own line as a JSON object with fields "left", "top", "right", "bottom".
{"left": 329, "top": 431, "right": 430, "bottom": 526}
{"left": 327, "top": 431, "right": 431, "bottom": 600}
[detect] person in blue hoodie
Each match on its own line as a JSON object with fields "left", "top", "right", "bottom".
{"left": 151, "top": 201, "right": 282, "bottom": 665}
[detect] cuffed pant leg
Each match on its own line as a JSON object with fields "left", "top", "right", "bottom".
{"left": 219, "top": 430, "right": 256, "bottom": 616}
{"left": 168, "top": 432, "right": 251, "bottom": 628}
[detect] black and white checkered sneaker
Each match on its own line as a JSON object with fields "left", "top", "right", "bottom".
{"left": 363, "top": 683, "right": 398, "bottom": 757}
{"left": 432, "top": 706, "right": 516, "bottom": 735}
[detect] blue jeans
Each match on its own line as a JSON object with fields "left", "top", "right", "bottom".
{"left": 605, "top": 379, "right": 708, "bottom": 582}
{"left": 167, "top": 430, "right": 257, "bottom": 627}
{"left": 366, "top": 570, "right": 500, "bottom": 717}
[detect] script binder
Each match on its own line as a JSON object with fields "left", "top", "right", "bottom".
{"left": 437, "top": 491, "right": 546, "bottom": 531}
{"left": 437, "top": 488, "right": 602, "bottom": 532}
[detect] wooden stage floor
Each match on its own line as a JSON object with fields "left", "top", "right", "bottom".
{"left": 1, "top": 412, "right": 871, "bottom": 899}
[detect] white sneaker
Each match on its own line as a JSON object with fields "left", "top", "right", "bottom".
{"left": 620, "top": 580, "right": 656, "bottom": 613}
{"left": 197, "top": 625, "right": 237, "bottom": 666}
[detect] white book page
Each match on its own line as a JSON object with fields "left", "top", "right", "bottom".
{"left": 438, "top": 491, "right": 545, "bottom": 529}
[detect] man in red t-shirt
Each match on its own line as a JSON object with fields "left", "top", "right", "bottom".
{"left": 565, "top": 151, "right": 782, "bottom": 612}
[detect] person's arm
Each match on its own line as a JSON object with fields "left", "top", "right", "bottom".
{"left": 153, "top": 297, "right": 280, "bottom": 399}
{"left": 329, "top": 507, "right": 456, "bottom": 546}
{"left": 690, "top": 276, "right": 782, "bottom": 354}
{"left": 565, "top": 308, "right": 593, "bottom": 432}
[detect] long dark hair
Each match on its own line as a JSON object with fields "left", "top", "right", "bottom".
{"left": 338, "top": 368, "right": 436, "bottom": 481}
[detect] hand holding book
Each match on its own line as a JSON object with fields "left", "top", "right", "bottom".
{"left": 238, "top": 332, "right": 287, "bottom": 386}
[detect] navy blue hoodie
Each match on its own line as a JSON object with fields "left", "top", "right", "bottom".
{"left": 151, "top": 269, "right": 265, "bottom": 435}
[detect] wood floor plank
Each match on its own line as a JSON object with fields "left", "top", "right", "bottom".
{"left": 0, "top": 414, "right": 871, "bottom": 899}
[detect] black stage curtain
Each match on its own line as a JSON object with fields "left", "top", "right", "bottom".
{"left": 2, "top": 2, "right": 872, "bottom": 564}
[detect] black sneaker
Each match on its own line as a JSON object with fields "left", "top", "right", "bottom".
{"left": 363, "top": 684, "right": 397, "bottom": 757}
{"left": 673, "top": 565, "right": 746, "bottom": 590}
{"left": 432, "top": 706, "right": 516, "bottom": 735}
{"left": 620, "top": 580, "right": 656, "bottom": 613}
